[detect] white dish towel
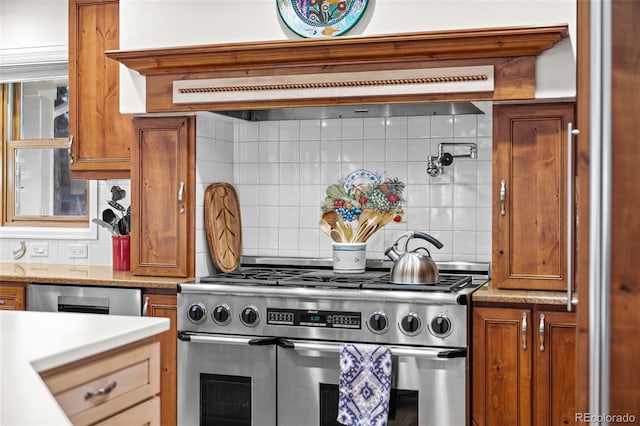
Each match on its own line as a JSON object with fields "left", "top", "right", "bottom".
{"left": 337, "top": 343, "right": 392, "bottom": 426}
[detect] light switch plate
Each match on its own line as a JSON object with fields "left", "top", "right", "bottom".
{"left": 30, "top": 242, "right": 48, "bottom": 257}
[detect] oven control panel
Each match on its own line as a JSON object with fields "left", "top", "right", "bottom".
{"left": 267, "top": 308, "right": 361, "bottom": 329}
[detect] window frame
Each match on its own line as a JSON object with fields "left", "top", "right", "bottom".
{"left": 1, "top": 81, "right": 98, "bottom": 239}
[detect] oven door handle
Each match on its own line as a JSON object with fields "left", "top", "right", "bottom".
{"left": 178, "top": 332, "right": 280, "bottom": 346}
{"left": 283, "top": 340, "right": 466, "bottom": 360}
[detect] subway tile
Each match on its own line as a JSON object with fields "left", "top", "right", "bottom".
{"left": 259, "top": 121, "right": 279, "bottom": 141}
{"left": 342, "top": 139, "right": 364, "bottom": 163}
{"left": 259, "top": 141, "right": 279, "bottom": 162}
{"left": 385, "top": 117, "right": 408, "bottom": 139}
{"left": 477, "top": 207, "right": 491, "bottom": 231}
{"left": 363, "top": 117, "right": 386, "bottom": 139}
{"left": 259, "top": 186, "right": 280, "bottom": 206}
{"left": 453, "top": 207, "right": 477, "bottom": 230}
{"left": 300, "top": 120, "right": 321, "bottom": 140}
{"left": 453, "top": 184, "right": 477, "bottom": 207}
{"left": 431, "top": 115, "right": 454, "bottom": 137}
{"left": 300, "top": 139, "right": 321, "bottom": 162}
{"left": 385, "top": 138, "right": 408, "bottom": 162}
{"left": 236, "top": 164, "right": 259, "bottom": 185}
{"left": 258, "top": 228, "right": 279, "bottom": 250}
{"left": 299, "top": 163, "right": 321, "bottom": 185}
{"left": 279, "top": 120, "right": 300, "bottom": 141}
{"left": 279, "top": 141, "right": 300, "bottom": 163}
{"left": 407, "top": 138, "right": 430, "bottom": 160}
{"left": 279, "top": 185, "right": 300, "bottom": 207}
{"left": 407, "top": 162, "right": 430, "bottom": 185}
{"left": 430, "top": 184, "right": 453, "bottom": 207}
{"left": 320, "top": 140, "right": 342, "bottom": 162}
{"left": 430, "top": 207, "right": 453, "bottom": 229}
{"left": 342, "top": 118, "right": 364, "bottom": 140}
{"left": 278, "top": 206, "right": 300, "bottom": 228}
{"left": 406, "top": 207, "right": 429, "bottom": 229}
{"left": 299, "top": 206, "right": 322, "bottom": 227}
{"left": 321, "top": 119, "right": 342, "bottom": 140}
{"left": 279, "top": 164, "right": 300, "bottom": 184}
{"left": 453, "top": 115, "right": 478, "bottom": 137}
{"left": 258, "top": 207, "right": 279, "bottom": 228}
{"left": 408, "top": 116, "right": 430, "bottom": 138}
{"left": 259, "top": 163, "right": 280, "bottom": 185}
{"left": 278, "top": 228, "right": 299, "bottom": 250}
{"left": 405, "top": 184, "right": 430, "bottom": 207}
{"left": 453, "top": 231, "right": 476, "bottom": 254}
{"left": 363, "top": 139, "right": 386, "bottom": 161}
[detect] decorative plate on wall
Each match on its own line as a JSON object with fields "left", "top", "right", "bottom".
{"left": 277, "top": 0, "right": 369, "bottom": 38}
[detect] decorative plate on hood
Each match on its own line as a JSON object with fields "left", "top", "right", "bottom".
{"left": 277, "top": 0, "right": 369, "bottom": 38}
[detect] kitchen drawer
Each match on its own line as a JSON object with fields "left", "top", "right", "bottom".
{"left": 0, "top": 284, "right": 25, "bottom": 310}
{"left": 94, "top": 396, "right": 160, "bottom": 426}
{"left": 42, "top": 341, "right": 160, "bottom": 426}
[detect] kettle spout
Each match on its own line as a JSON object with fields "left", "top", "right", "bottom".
{"left": 384, "top": 246, "right": 400, "bottom": 261}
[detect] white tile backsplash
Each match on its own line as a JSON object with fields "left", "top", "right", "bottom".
{"left": 230, "top": 111, "right": 493, "bottom": 262}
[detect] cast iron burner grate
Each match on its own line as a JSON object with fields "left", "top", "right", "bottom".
{"left": 199, "top": 268, "right": 313, "bottom": 285}
{"left": 362, "top": 274, "right": 472, "bottom": 292}
{"left": 278, "top": 270, "right": 387, "bottom": 289}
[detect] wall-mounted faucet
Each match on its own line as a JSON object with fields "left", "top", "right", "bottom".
{"left": 426, "top": 142, "right": 478, "bottom": 177}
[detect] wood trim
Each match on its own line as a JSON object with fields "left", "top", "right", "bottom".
{"left": 106, "top": 25, "right": 568, "bottom": 76}
{"left": 574, "top": 0, "right": 590, "bottom": 416}
{"left": 106, "top": 25, "right": 566, "bottom": 113}
{"left": 609, "top": 0, "right": 640, "bottom": 412}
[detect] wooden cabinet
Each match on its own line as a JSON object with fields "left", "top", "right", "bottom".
{"left": 493, "top": 103, "right": 576, "bottom": 291}
{"left": 41, "top": 340, "right": 160, "bottom": 426}
{"left": 0, "top": 283, "right": 26, "bottom": 310}
{"left": 131, "top": 116, "right": 195, "bottom": 277}
{"left": 472, "top": 306, "right": 576, "bottom": 426}
{"left": 143, "top": 291, "right": 177, "bottom": 426}
{"left": 69, "top": 0, "right": 131, "bottom": 179}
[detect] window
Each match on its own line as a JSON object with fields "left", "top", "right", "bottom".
{"left": 2, "top": 80, "right": 89, "bottom": 227}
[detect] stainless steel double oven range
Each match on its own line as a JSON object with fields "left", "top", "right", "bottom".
{"left": 177, "top": 258, "right": 489, "bottom": 426}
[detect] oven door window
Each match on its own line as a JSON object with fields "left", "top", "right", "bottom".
{"left": 201, "top": 374, "right": 251, "bottom": 426}
{"left": 319, "top": 384, "right": 418, "bottom": 426}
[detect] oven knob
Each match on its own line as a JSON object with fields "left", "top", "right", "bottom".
{"left": 187, "top": 303, "right": 207, "bottom": 324}
{"left": 212, "top": 304, "right": 231, "bottom": 325}
{"left": 400, "top": 313, "right": 422, "bottom": 335}
{"left": 240, "top": 306, "right": 260, "bottom": 327}
{"left": 430, "top": 314, "right": 452, "bottom": 337}
{"left": 368, "top": 312, "right": 389, "bottom": 334}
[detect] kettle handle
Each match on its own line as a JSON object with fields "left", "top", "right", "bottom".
{"left": 403, "top": 231, "right": 444, "bottom": 251}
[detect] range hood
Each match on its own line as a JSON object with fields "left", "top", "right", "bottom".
{"left": 106, "top": 25, "right": 569, "bottom": 114}
{"left": 213, "top": 101, "right": 484, "bottom": 121}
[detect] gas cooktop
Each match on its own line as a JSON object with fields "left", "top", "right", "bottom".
{"left": 199, "top": 267, "right": 473, "bottom": 292}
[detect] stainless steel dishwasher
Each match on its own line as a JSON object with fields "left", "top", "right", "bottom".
{"left": 27, "top": 283, "right": 142, "bottom": 316}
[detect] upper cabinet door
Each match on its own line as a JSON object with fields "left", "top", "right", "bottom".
{"left": 493, "top": 103, "right": 575, "bottom": 291}
{"left": 69, "top": 0, "right": 131, "bottom": 179}
{"left": 131, "top": 116, "right": 195, "bottom": 277}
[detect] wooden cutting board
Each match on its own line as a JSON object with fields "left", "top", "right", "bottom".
{"left": 204, "top": 183, "right": 242, "bottom": 273}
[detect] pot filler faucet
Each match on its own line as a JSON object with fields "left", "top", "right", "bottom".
{"left": 426, "top": 142, "right": 478, "bottom": 177}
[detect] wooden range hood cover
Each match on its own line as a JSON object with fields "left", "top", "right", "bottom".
{"left": 106, "top": 25, "right": 569, "bottom": 113}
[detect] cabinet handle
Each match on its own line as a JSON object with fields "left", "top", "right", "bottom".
{"left": 178, "top": 181, "right": 185, "bottom": 214}
{"left": 142, "top": 296, "right": 150, "bottom": 316}
{"left": 499, "top": 179, "right": 506, "bottom": 216}
{"left": 567, "top": 122, "right": 580, "bottom": 312}
{"left": 521, "top": 312, "right": 528, "bottom": 350}
{"left": 539, "top": 313, "right": 545, "bottom": 352}
{"left": 84, "top": 380, "right": 117, "bottom": 400}
{"left": 0, "top": 299, "right": 5, "bottom": 305}
{"left": 68, "top": 135, "right": 74, "bottom": 164}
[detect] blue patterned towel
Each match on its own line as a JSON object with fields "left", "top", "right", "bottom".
{"left": 337, "top": 343, "right": 392, "bottom": 426}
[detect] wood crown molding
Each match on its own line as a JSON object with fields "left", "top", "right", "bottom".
{"left": 106, "top": 25, "right": 569, "bottom": 76}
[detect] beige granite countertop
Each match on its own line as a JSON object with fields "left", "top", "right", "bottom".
{"left": 0, "top": 262, "right": 193, "bottom": 289}
{"left": 473, "top": 281, "right": 571, "bottom": 305}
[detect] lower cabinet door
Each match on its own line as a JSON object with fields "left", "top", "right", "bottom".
{"left": 472, "top": 307, "right": 532, "bottom": 426}
{"left": 533, "top": 310, "right": 576, "bottom": 426}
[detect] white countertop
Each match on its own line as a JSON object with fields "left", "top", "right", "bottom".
{"left": 0, "top": 310, "right": 169, "bottom": 426}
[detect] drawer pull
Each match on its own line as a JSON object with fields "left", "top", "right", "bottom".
{"left": 0, "top": 299, "right": 5, "bottom": 305}
{"left": 84, "top": 380, "right": 117, "bottom": 400}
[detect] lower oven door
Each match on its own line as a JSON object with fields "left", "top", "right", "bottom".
{"left": 277, "top": 340, "right": 466, "bottom": 426}
{"left": 178, "top": 333, "right": 277, "bottom": 426}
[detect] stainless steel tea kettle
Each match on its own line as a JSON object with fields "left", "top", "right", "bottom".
{"left": 385, "top": 231, "right": 444, "bottom": 284}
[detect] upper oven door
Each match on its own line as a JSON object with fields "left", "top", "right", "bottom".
{"left": 178, "top": 333, "right": 277, "bottom": 426}
{"left": 277, "top": 340, "right": 466, "bottom": 426}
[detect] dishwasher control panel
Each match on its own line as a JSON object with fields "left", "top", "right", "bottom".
{"left": 267, "top": 308, "right": 361, "bottom": 329}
